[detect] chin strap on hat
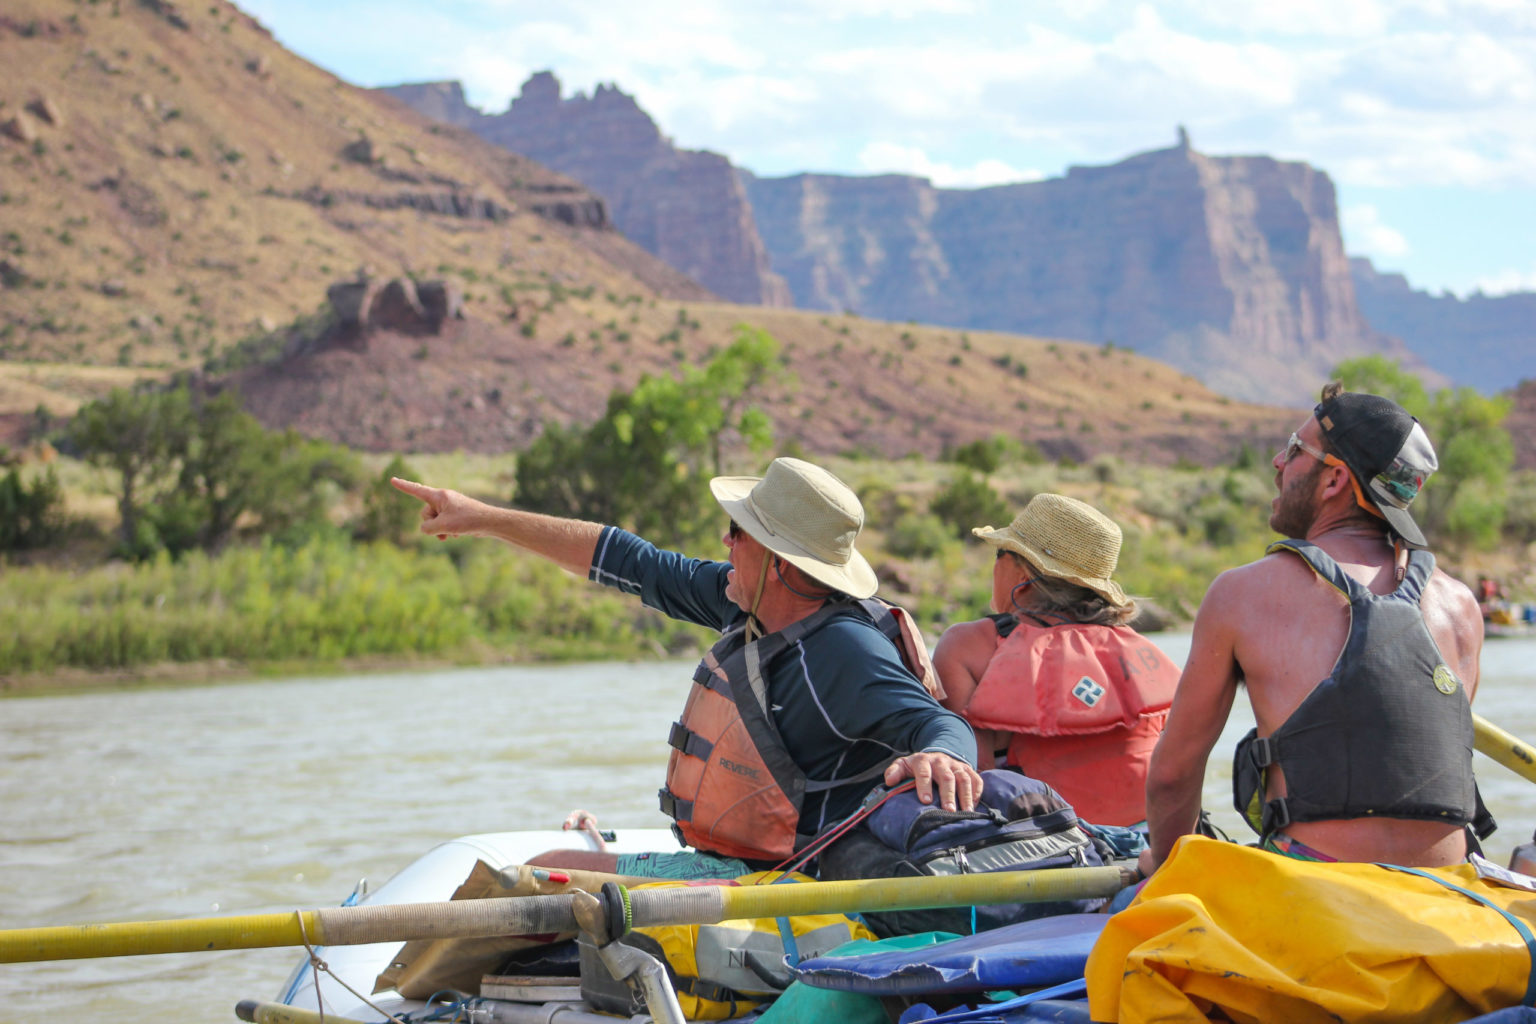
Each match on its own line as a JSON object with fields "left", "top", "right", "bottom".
{"left": 1008, "top": 576, "right": 1040, "bottom": 612}
{"left": 745, "top": 556, "right": 772, "bottom": 642}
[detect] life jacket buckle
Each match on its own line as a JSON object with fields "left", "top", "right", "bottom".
{"left": 1264, "top": 796, "right": 1292, "bottom": 832}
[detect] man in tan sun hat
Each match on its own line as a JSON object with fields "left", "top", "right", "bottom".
{"left": 933, "top": 492, "right": 1180, "bottom": 826}
{"left": 392, "top": 458, "right": 980, "bottom": 879}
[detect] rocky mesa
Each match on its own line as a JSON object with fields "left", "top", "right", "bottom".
{"left": 382, "top": 76, "right": 791, "bottom": 310}
{"left": 387, "top": 78, "right": 1441, "bottom": 406}
{"left": 1351, "top": 258, "right": 1536, "bottom": 395}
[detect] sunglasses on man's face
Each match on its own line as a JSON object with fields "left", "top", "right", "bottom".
{"left": 1281, "top": 432, "right": 1330, "bottom": 466}
{"left": 728, "top": 520, "right": 744, "bottom": 541}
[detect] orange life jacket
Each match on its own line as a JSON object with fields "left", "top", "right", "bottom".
{"left": 658, "top": 599, "right": 934, "bottom": 862}
{"left": 962, "top": 615, "right": 1180, "bottom": 826}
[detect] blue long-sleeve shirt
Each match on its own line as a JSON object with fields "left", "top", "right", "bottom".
{"left": 590, "top": 526, "right": 977, "bottom": 835}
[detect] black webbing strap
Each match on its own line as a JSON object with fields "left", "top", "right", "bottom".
{"left": 667, "top": 721, "right": 714, "bottom": 762}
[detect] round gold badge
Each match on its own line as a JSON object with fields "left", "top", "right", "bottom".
{"left": 1432, "top": 665, "right": 1459, "bottom": 695}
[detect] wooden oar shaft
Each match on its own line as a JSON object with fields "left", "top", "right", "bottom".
{"left": 1474, "top": 713, "right": 1536, "bottom": 784}
{"left": 0, "top": 895, "right": 579, "bottom": 964}
{"left": 237, "top": 1000, "right": 371, "bottom": 1024}
{"left": 0, "top": 866, "right": 1130, "bottom": 964}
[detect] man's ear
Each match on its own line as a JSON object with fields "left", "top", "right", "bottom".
{"left": 1319, "top": 462, "right": 1354, "bottom": 500}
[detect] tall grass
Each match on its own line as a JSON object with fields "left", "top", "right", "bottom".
{"left": 0, "top": 456, "right": 1300, "bottom": 678}
{"left": 0, "top": 537, "right": 710, "bottom": 675}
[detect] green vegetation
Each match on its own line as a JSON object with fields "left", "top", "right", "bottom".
{"left": 0, "top": 537, "right": 711, "bottom": 675}
{"left": 0, "top": 462, "right": 62, "bottom": 551}
{"left": 71, "top": 385, "right": 359, "bottom": 560}
{"left": 516, "top": 325, "right": 785, "bottom": 549}
{"left": 2, "top": 355, "right": 1527, "bottom": 683}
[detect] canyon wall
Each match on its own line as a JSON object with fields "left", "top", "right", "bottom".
{"left": 382, "top": 74, "right": 790, "bottom": 307}
{"left": 1351, "top": 258, "right": 1536, "bottom": 395}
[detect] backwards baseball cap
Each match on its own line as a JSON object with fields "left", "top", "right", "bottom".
{"left": 1314, "top": 391, "right": 1438, "bottom": 549}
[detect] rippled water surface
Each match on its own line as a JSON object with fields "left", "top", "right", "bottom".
{"left": 1, "top": 636, "right": 1533, "bottom": 1024}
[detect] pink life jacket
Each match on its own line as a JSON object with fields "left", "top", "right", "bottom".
{"left": 963, "top": 615, "right": 1180, "bottom": 826}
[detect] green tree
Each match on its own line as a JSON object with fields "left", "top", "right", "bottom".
{"left": 0, "top": 464, "right": 63, "bottom": 551}
{"left": 1332, "top": 356, "right": 1513, "bottom": 546}
{"left": 71, "top": 387, "right": 191, "bottom": 552}
{"left": 516, "top": 325, "right": 788, "bottom": 547}
{"left": 73, "top": 386, "right": 361, "bottom": 558}
{"left": 1328, "top": 355, "right": 1430, "bottom": 417}
{"left": 947, "top": 434, "right": 1024, "bottom": 475}
{"left": 930, "top": 471, "right": 1009, "bottom": 540}
{"left": 357, "top": 454, "right": 421, "bottom": 544}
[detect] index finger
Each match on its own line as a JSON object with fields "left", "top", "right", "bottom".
{"left": 390, "top": 477, "right": 438, "bottom": 504}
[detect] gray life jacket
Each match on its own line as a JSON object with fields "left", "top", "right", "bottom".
{"left": 1232, "top": 539, "right": 1495, "bottom": 841}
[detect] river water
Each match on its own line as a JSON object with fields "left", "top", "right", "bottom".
{"left": 2, "top": 635, "right": 1534, "bottom": 1024}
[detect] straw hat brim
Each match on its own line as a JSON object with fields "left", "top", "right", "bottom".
{"left": 712, "top": 475, "right": 879, "bottom": 600}
{"left": 972, "top": 524, "right": 1129, "bottom": 608}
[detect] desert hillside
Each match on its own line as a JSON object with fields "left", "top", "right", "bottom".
{"left": 0, "top": 0, "right": 1313, "bottom": 466}
{"left": 0, "top": 0, "right": 707, "bottom": 432}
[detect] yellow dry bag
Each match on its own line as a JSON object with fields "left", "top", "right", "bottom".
{"left": 1086, "top": 836, "right": 1536, "bottom": 1023}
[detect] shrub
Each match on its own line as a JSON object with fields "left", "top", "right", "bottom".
{"left": 884, "top": 511, "right": 953, "bottom": 560}
{"left": 0, "top": 464, "right": 63, "bottom": 551}
{"left": 930, "top": 472, "right": 1009, "bottom": 539}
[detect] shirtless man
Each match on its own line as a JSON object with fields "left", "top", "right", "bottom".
{"left": 1143, "top": 383, "right": 1492, "bottom": 870}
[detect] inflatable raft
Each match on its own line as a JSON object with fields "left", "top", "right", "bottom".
{"left": 251, "top": 829, "right": 1536, "bottom": 1024}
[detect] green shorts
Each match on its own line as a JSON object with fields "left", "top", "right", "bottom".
{"left": 613, "top": 850, "right": 752, "bottom": 880}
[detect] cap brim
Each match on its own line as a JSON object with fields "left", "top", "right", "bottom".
{"left": 1371, "top": 491, "right": 1429, "bottom": 549}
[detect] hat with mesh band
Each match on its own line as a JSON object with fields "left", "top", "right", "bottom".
{"left": 972, "top": 493, "right": 1129, "bottom": 608}
{"left": 710, "top": 457, "right": 878, "bottom": 599}
{"left": 1315, "top": 391, "right": 1437, "bottom": 549}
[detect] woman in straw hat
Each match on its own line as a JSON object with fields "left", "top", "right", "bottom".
{"left": 934, "top": 493, "right": 1181, "bottom": 826}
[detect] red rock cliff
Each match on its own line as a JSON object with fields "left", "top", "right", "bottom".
{"left": 383, "top": 73, "right": 790, "bottom": 308}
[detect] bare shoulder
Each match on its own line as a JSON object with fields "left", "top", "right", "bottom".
{"left": 1197, "top": 550, "right": 1307, "bottom": 617}
{"left": 1424, "top": 565, "right": 1484, "bottom": 693}
{"left": 935, "top": 617, "right": 1000, "bottom": 660}
{"left": 1425, "top": 565, "right": 1479, "bottom": 616}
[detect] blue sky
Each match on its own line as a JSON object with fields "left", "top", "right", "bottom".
{"left": 239, "top": 0, "right": 1535, "bottom": 298}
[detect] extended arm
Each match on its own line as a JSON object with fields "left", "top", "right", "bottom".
{"left": 1143, "top": 571, "right": 1243, "bottom": 871}
{"left": 390, "top": 477, "right": 601, "bottom": 576}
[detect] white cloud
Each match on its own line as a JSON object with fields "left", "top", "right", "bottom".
{"left": 1472, "top": 266, "right": 1536, "bottom": 296}
{"left": 238, "top": 0, "right": 1536, "bottom": 294}
{"left": 856, "top": 142, "right": 1042, "bottom": 187}
{"left": 1341, "top": 204, "right": 1411, "bottom": 260}
{"left": 1167, "top": 0, "right": 1392, "bottom": 37}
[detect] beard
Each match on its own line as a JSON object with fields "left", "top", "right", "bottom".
{"left": 1269, "top": 461, "right": 1324, "bottom": 537}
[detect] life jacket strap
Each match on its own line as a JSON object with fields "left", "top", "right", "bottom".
{"left": 801, "top": 758, "right": 894, "bottom": 793}
{"left": 667, "top": 721, "right": 715, "bottom": 762}
{"left": 658, "top": 788, "right": 693, "bottom": 824}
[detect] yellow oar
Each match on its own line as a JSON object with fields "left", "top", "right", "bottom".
{"left": 236, "top": 1001, "right": 370, "bottom": 1024}
{"left": 0, "top": 865, "right": 1131, "bottom": 964}
{"left": 1474, "top": 713, "right": 1536, "bottom": 784}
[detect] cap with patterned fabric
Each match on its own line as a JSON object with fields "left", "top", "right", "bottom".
{"left": 1314, "top": 391, "right": 1437, "bottom": 549}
